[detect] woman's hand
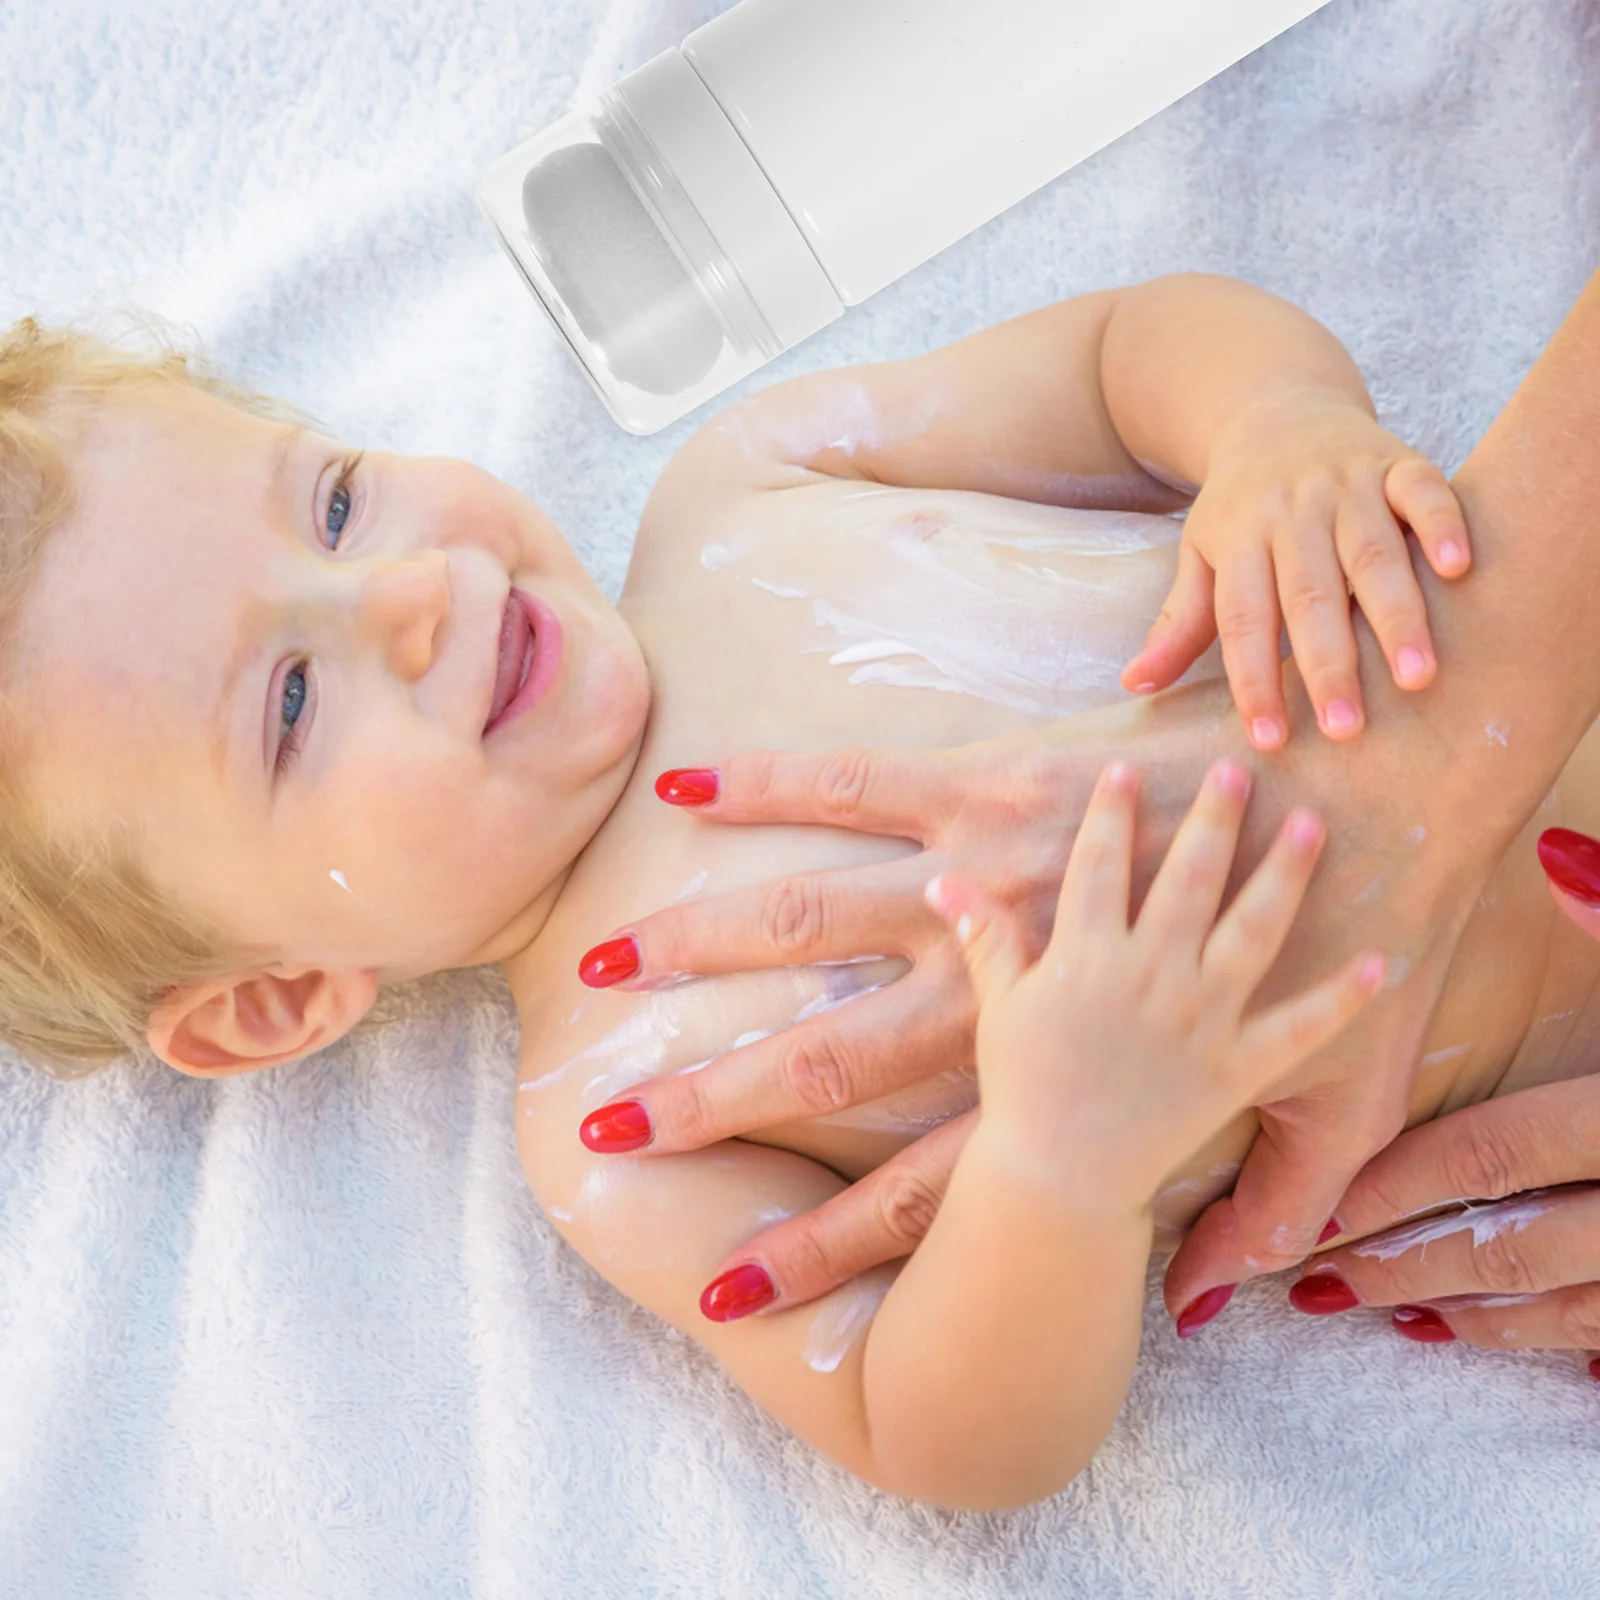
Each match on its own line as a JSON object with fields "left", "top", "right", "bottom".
{"left": 572, "top": 663, "right": 1488, "bottom": 1325}
{"left": 1122, "top": 395, "right": 1471, "bottom": 749}
{"left": 1290, "top": 826, "right": 1600, "bottom": 1364}
{"left": 1290, "top": 1077, "right": 1600, "bottom": 1364}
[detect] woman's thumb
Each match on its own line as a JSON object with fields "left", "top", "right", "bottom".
{"left": 924, "top": 874, "right": 1030, "bottom": 1006}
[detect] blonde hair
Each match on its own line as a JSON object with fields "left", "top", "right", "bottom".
{"left": 0, "top": 311, "right": 309, "bottom": 1077}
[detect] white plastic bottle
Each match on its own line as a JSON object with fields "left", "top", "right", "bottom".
{"left": 478, "top": 0, "right": 1332, "bottom": 435}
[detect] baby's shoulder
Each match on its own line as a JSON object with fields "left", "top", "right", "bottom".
{"left": 630, "top": 394, "right": 840, "bottom": 571}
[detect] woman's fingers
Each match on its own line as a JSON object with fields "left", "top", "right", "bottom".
{"left": 1324, "top": 1075, "right": 1600, "bottom": 1246}
{"left": 654, "top": 745, "right": 960, "bottom": 841}
{"left": 1210, "top": 545, "right": 1291, "bottom": 753}
{"left": 1538, "top": 828, "right": 1600, "bottom": 939}
{"left": 1393, "top": 1281, "right": 1600, "bottom": 1354}
{"left": 1384, "top": 455, "right": 1471, "bottom": 580}
{"left": 1121, "top": 540, "right": 1217, "bottom": 696}
{"left": 581, "top": 957, "right": 973, "bottom": 1155}
{"left": 1293, "top": 1185, "right": 1600, "bottom": 1349}
{"left": 1333, "top": 484, "right": 1437, "bottom": 693}
{"left": 580, "top": 855, "right": 934, "bottom": 989}
{"left": 1272, "top": 520, "right": 1364, "bottom": 739}
{"left": 699, "top": 1109, "right": 977, "bottom": 1316}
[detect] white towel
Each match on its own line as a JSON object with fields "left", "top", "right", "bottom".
{"left": 2, "top": 1, "right": 1598, "bottom": 1595}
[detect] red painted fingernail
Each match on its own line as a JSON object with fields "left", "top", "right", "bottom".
{"left": 578, "top": 935, "right": 640, "bottom": 988}
{"left": 655, "top": 767, "right": 720, "bottom": 806}
{"left": 1393, "top": 1305, "right": 1456, "bottom": 1343}
{"left": 1288, "top": 1272, "right": 1359, "bottom": 1314}
{"left": 578, "top": 1100, "right": 652, "bottom": 1153}
{"left": 1176, "top": 1283, "right": 1236, "bottom": 1338}
{"left": 700, "top": 1263, "right": 776, "bottom": 1323}
{"left": 1537, "top": 828, "right": 1600, "bottom": 908}
{"left": 1317, "top": 1217, "right": 1342, "bottom": 1246}
{"left": 1588, "top": 1357, "right": 1600, "bottom": 1382}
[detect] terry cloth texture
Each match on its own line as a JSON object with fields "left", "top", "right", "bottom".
{"left": 1, "top": 1, "right": 1599, "bottom": 1596}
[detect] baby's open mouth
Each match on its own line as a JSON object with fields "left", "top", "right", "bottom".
{"left": 483, "top": 588, "right": 565, "bottom": 737}
{"left": 484, "top": 591, "right": 536, "bottom": 734}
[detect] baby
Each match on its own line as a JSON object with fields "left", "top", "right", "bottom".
{"left": 4, "top": 273, "right": 1593, "bottom": 1510}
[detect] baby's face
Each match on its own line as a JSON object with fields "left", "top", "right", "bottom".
{"left": 8, "top": 384, "right": 649, "bottom": 982}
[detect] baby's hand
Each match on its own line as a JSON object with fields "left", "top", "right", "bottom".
{"left": 926, "top": 760, "right": 1385, "bottom": 1218}
{"left": 1120, "top": 395, "right": 1471, "bottom": 751}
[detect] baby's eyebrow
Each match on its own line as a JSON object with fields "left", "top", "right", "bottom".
{"left": 209, "top": 626, "right": 258, "bottom": 787}
{"left": 270, "top": 423, "right": 306, "bottom": 502}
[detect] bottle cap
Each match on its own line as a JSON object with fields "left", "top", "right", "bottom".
{"left": 478, "top": 48, "right": 842, "bottom": 434}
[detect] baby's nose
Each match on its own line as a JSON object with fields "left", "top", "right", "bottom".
{"left": 359, "top": 548, "right": 451, "bottom": 680}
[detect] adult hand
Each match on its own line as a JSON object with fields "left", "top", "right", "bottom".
{"left": 1286, "top": 827, "right": 1600, "bottom": 1367}
{"left": 1290, "top": 1078, "right": 1600, "bottom": 1365}
{"left": 576, "top": 729, "right": 1101, "bottom": 1309}
{"left": 575, "top": 664, "right": 1492, "bottom": 1326}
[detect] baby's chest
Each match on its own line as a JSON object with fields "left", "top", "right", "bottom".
{"left": 624, "top": 477, "right": 1211, "bottom": 766}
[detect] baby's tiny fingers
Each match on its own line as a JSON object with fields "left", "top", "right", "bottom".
{"left": 1211, "top": 550, "right": 1290, "bottom": 751}
{"left": 1122, "top": 541, "right": 1217, "bottom": 695}
{"left": 1385, "top": 456, "right": 1471, "bottom": 578}
{"left": 1051, "top": 762, "right": 1139, "bottom": 938}
{"left": 1238, "top": 951, "right": 1385, "bottom": 1094}
{"left": 1273, "top": 530, "right": 1364, "bottom": 739}
{"left": 1332, "top": 491, "right": 1436, "bottom": 693}
{"left": 1201, "top": 808, "right": 1327, "bottom": 995}
{"left": 926, "top": 874, "right": 1029, "bottom": 1008}
{"left": 1134, "top": 759, "right": 1252, "bottom": 953}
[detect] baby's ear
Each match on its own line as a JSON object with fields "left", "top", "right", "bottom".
{"left": 147, "top": 965, "right": 379, "bottom": 1078}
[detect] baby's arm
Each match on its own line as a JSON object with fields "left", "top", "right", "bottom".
{"left": 717, "top": 274, "right": 1363, "bottom": 512}
{"left": 711, "top": 273, "right": 1467, "bottom": 747}
{"left": 522, "top": 1091, "right": 1145, "bottom": 1510}
{"left": 522, "top": 762, "right": 1378, "bottom": 1509}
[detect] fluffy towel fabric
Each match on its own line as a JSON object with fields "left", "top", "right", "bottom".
{"left": 2, "top": 1, "right": 1599, "bottom": 1594}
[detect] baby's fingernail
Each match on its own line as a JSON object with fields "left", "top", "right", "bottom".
{"left": 1288, "top": 1271, "right": 1359, "bottom": 1314}
{"left": 1396, "top": 647, "right": 1431, "bottom": 687}
{"left": 1288, "top": 810, "right": 1322, "bottom": 850}
{"left": 1250, "top": 717, "right": 1285, "bottom": 750}
{"left": 578, "top": 935, "right": 641, "bottom": 988}
{"left": 578, "top": 1100, "right": 653, "bottom": 1153}
{"left": 1317, "top": 1217, "right": 1342, "bottom": 1246}
{"left": 1213, "top": 759, "right": 1250, "bottom": 798}
{"left": 655, "top": 767, "right": 720, "bottom": 805}
{"left": 1439, "top": 539, "right": 1466, "bottom": 573}
{"left": 1322, "top": 700, "right": 1360, "bottom": 737}
{"left": 1393, "top": 1305, "right": 1456, "bottom": 1343}
{"left": 1175, "top": 1283, "right": 1236, "bottom": 1338}
{"left": 700, "top": 1263, "right": 777, "bottom": 1322}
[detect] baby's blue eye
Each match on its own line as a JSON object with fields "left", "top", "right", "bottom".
{"left": 281, "top": 664, "right": 307, "bottom": 733}
{"left": 326, "top": 483, "right": 351, "bottom": 548}
{"left": 273, "top": 661, "right": 311, "bottom": 780}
